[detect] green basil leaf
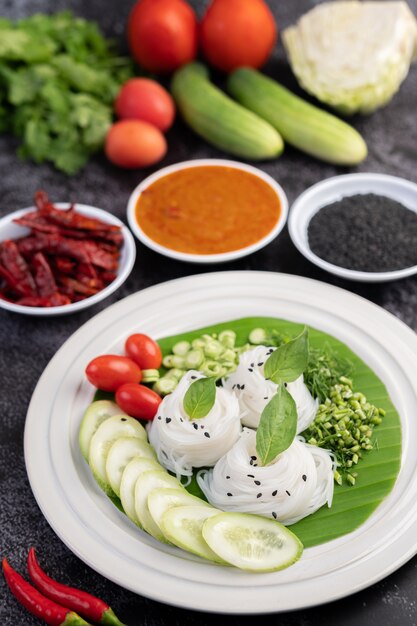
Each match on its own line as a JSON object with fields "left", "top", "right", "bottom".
{"left": 183, "top": 377, "right": 216, "bottom": 420}
{"left": 264, "top": 327, "right": 309, "bottom": 384}
{"left": 256, "top": 383, "right": 297, "bottom": 466}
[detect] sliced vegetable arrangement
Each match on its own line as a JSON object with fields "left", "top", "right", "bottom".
{"left": 0, "top": 191, "right": 123, "bottom": 307}
{"left": 80, "top": 317, "right": 401, "bottom": 568}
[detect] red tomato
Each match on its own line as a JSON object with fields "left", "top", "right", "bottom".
{"left": 105, "top": 120, "right": 167, "bottom": 169}
{"left": 116, "top": 383, "right": 162, "bottom": 420}
{"left": 85, "top": 355, "right": 142, "bottom": 391}
{"left": 128, "top": 0, "right": 198, "bottom": 73}
{"left": 125, "top": 333, "right": 163, "bottom": 370}
{"left": 200, "top": 0, "right": 277, "bottom": 72}
{"left": 115, "top": 79, "right": 175, "bottom": 132}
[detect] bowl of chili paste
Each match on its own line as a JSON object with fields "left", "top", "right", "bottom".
{"left": 0, "top": 191, "right": 136, "bottom": 315}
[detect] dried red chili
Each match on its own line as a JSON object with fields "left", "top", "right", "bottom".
{"left": 27, "top": 548, "right": 126, "bottom": 626}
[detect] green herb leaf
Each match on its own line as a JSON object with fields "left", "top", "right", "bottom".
{"left": 183, "top": 377, "right": 216, "bottom": 420}
{"left": 256, "top": 383, "right": 297, "bottom": 466}
{"left": 264, "top": 327, "right": 309, "bottom": 384}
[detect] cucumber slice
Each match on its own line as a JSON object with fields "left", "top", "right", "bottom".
{"left": 119, "top": 457, "right": 163, "bottom": 526}
{"left": 88, "top": 415, "right": 148, "bottom": 496}
{"left": 160, "top": 505, "right": 224, "bottom": 563}
{"left": 105, "top": 437, "right": 156, "bottom": 497}
{"left": 79, "top": 400, "right": 126, "bottom": 461}
{"left": 148, "top": 488, "right": 212, "bottom": 531}
{"left": 202, "top": 512, "right": 303, "bottom": 572}
{"left": 134, "top": 470, "right": 183, "bottom": 541}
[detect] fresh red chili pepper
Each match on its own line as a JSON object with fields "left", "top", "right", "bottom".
{"left": 2, "top": 558, "right": 91, "bottom": 626}
{"left": 27, "top": 549, "right": 126, "bottom": 626}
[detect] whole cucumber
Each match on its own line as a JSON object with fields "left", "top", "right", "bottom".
{"left": 228, "top": 68, "right": 367, "bottom": 165}
{"left": 171, "top": 63, "right": 284, "bottom": 160}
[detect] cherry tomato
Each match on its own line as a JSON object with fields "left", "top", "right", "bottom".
{"left": 85, "top": 355, "right": 142, "bottom": 391}
{"left": 116, "top": 383, "right": 162, "bottom": 420}
{"left": 125, "top": 333, "right": 163, "bottom": 370}
{"left": 128, "top": 0, "right": 198, "bottom": 73}
{"left": 115, "top": 79, "right": 175, "bottom": 132}
{"left": 105, "top": 120, "right": 167, "bottom": 169}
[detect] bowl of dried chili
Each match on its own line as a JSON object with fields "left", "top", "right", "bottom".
{"left": 0, "top": 191, "right": 136, "bottom": 315}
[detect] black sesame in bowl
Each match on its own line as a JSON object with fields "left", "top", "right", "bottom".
{"left": 308, "top": 194, "right": 417, "bottom": 272}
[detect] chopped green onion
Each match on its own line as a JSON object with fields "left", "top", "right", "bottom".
{"left": 248, "top": 328, "right": 268, "bottom": 344}
{"left": 172, "top": 341, "right": 191, "bottom": 356}
{"left": 218, "top": 330, "right": 236, "bottom": 348}
{"left": 200, "top": 360, "right": 224, "bottom": 377}
{"left": 153, "top": 377, "right": 178, "bottom": 396}
{"left": 203, "top": 340, "right": 224, "bottom": 359}
{"left": 164, "top": 368, "right": 186, "bottom": 380}
{"left": 141, "top": 369, "right": 160, "bottom": 383}
{"left": 184, "top": 349, "right": 204, "bottom": 369}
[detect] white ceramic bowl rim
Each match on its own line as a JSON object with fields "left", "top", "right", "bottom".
{"left": 127, "top": 159, "right": 289, "bottom": 264}
{"left": 288, "top": 173, "right": 417, "bottom": 283}
{"left": 0, "top": 204, "right": 136, "bottom": 316}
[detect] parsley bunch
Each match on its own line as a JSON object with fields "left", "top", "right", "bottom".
{"left": 0, "top": 12, "right": 133, "bottom": 174}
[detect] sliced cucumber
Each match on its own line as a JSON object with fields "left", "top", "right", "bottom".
{"left": 134, "top": 470, "right": 183, "bottom": 541}
{"left": 148, "top": 488, "right": 212, "bottom": 531}
{"left": 105, "top": 437, "right": 156, "bottom": 497}
{"left": 160, "top": 505, "right": 225, "bottom": 563}
{"left": 79, "top": 400, "right": 126, "bottom": 461}
{"left": 120, "top": 457, "right": 163, "bottom": 526}
{"left": 202, "top": 512, "right": 303, "bottom": 572}
{"left": 88, "top": 415, "right": 148, "bottom": 496}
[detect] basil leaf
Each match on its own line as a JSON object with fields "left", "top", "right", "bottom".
{"left": 183, "top": 377, "right": 216, "bottom": 419}
{"left": 256, "top": 383, "right": 297, "bottom": 466}
{"left": 264, "top": 327, "right": 309, "bottom": 384}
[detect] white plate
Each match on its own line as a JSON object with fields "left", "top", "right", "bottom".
{"left": 24, "top": 271, "right": 417, "bottom": 613}
{"left": 288, "top": 173, "right": 417, "bottom": 282}
{"left": 127, "top": 159, "right": 288, "bottom": 264}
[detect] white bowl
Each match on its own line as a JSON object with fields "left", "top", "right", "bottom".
{"left": 127, "top": 159, "right": 288, "bottom": 264}
{"left": 288, "top": 173, "right": 417, "bottom": 283}
{"left": 0, "top": 204, "right": 136, "bottom": 316}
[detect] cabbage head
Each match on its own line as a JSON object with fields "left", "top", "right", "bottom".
{"left": 283, "top": 1, "right": 417, "bottom": 115}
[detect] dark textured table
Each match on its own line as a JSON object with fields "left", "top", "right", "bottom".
{"left": 1, "top": 0, "right": 417, "bottom": 624}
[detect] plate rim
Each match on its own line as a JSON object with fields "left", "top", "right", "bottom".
{"left": 24, "top": 271, "right": 417, "bottom": 613}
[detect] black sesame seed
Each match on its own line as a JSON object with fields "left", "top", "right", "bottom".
{"left": 157, "top": 416, "right": 162, "bottom": 420}
{"left": 247, "top": 474, "right": 255, "bottom": 478}
{"left": 257, "top": 493, "right": 262, "bottom": 498}
{"left": 232, "top": 384, "right": 236, "bottom": 390}
{"left": 272, "top": 490, "right": 277, "bottom": 496}
{"left": 200, "top": 424, "right": 205, "bottom": 429}
{"left": 272, "top": 512, "right": 277, "bottom": 519}
{"left": 258, "top": 362, "right": 264, "bottom": 366}
{"left": 165, "top": 418, "right": 171, "bottom": 424}
{"left": 121, "top": 418, "right": 127, "bottom": 422}
{"left": 254, "top": 480, "right": 261, "bottom": 486}
{"left": 302, "top": 474, "right": 307, "bottom": 482}
{"left": 193, "top": 423, "right": 198, "bottom": 430}
{"left": 204, "top": 432, "right": 210, "bottom": 438}
{"left": 253, "top": 463, "right": 258, "bottom": 467}
{"left": 286, "top": 490, "right": 291, "bottom": 496}
{"left": 227, "top": 492, "right": 233, "bottom": 497}
{"left": 250, "top": 363, "right": 255, "bottom": 367}
{"left": 226, "top": 476, "right": 231, "bottom": 479}
{"left": 241, "top": 384, "right": 245, "bottom": 390}
{"left": 191, "top": 376, "right": 197, "bottom": 379}
{"left": 249, "top": 459, "right": 254, "bottom": 466}
{"left": 284, "top": 382, "right": 288, "bottom": 387}
{"left": 179, "top": 418, "right": 183, "bottom": 422}
{"left": 251, "top": 456, "right": 257, "bottom": 460}
{"left": 264, "top": 396, "right": 268, "bottom": 400}
{"left": 248, "top": 368, "right": 253, "bottom": 372}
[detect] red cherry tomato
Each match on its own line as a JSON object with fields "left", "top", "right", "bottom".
{"left": 85, "top": 355, "right": 142, "bottom": 391}
{"left": 105, "top": 120, "right": 167, "bottom": 169}
{"left": 115, "top": 79, "right": 175, "bottom": 132}
{"left": 125, "top": 333, "right": 163, "bottom": 370}
{"left": 116, "top": 383, "right": 162, "bottom": 420}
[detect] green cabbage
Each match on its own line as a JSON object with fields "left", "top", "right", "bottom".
{"left": 283, "top": 1, "right": 417, "bottom": 115}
